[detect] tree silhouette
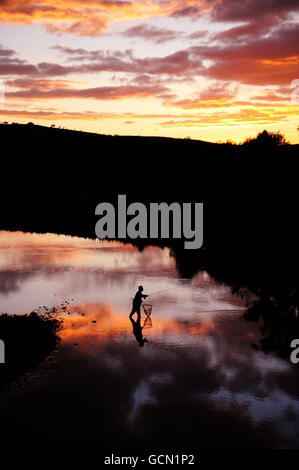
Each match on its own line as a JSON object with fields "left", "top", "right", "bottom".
{"left": 242, "top": 130, "right": 288, "bottom": 147}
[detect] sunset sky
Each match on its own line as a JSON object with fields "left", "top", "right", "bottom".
{"left": 0, "top": 0, "right": 299, "bottom": 143}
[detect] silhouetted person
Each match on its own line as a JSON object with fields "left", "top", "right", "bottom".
{"left": 130, "top": 285, "right": 148, "bottom": 320}
{"left": 129, "top": 314, "right": 148, "bottom": 348}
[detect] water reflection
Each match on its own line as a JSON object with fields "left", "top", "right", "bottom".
{"left": 0, "top": 231, "right": 299, "bottom": 449}
{"left": 129, "top": 315, "right": 149, "bottom": 348}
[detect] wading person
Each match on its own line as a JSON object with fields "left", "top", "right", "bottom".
{"left": 130, "top": 285, "right": 148, "bottom": 320}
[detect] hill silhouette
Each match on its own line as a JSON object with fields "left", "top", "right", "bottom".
{"left": 0, "top": 123, "right": 298, "bottom": 288}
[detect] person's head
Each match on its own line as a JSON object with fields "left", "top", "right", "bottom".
{"left": 138, "top": 286, "right": 144, "bottom": 292}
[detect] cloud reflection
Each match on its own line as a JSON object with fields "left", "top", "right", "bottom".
{"left": 0, "top": 230, "right": 298, "bottom": 449}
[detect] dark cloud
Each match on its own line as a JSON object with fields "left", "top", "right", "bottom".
{"left": 171, "top": 6, "right": 200, "bottom": 18}
{"left": 53, "top": 46, "right": 202, "bottom": 76}
{"left": 122, "top": 23, "right": 181, "bottom": 43}
{"left": 193, "top": 23, "right": 299, "bottom": 85}
{"left": 211, "top": 0, "right": 299, "bottom": 23}
{"left": 0, "top": 46, "right": 75, "bottom": 77}
{"left": 0, "top": 44, "right": 16, "bottom": 57}
{"left": 188, "top": 30, "right": 209, "bottom": 40}
{"left": 2, "top": 19, "right": 298, "bottom": 88}
{"left": 6, "top": 83, "right": 169, "bottom": 100}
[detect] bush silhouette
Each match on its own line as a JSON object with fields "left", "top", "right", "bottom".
{"left": 243, "top": 130, "right": 287, "bottom": 147}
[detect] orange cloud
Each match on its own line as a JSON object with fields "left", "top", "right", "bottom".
{"left": 0, "top": 108, "right": 187, "bottom": 121}
{"left": 165, "top": 84, "right": 238, "bottom": 109}
{"left": 0, "top": 0, "right": 210, "bottom": 36}
{"left": 1, "top": 0, "right": 298, "bottom": 39}
{"left": 159, "top": 106, "right": 299, "bottom": 127}
{"left": 6, "top": 78, "right": 83, "bottom": 89}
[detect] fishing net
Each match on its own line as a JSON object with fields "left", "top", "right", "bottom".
{"left": 143, "top": 315, "right": 152, "bottom": 329}
{"left": 143, "top": 303, "right": 153, "bottom": 316}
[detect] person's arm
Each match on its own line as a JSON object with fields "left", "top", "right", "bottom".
{"left": 142, "top": 294, "right": 148, "bottom": 299}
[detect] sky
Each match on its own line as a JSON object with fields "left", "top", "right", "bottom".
{"left": 0, "top": 0, "right": 299, "bottom": 143}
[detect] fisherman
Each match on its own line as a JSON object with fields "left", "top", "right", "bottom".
{"left": 130, "top": 285, "right": 148, "bottom": 319}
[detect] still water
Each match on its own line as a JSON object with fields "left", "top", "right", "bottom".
{"left": 0, "top": 230, "right": 298, "bottom": 449}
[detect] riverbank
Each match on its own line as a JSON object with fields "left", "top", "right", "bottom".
{"left": 0, "top": 311, "right": 62, "bottom": 387}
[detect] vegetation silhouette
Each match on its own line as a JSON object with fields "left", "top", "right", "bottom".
{"left": 242, "top": 130, "right": 288, "bottom": 148}
{"left": 0, "top": 311, "right": 62, "bottom": 387}
{"left": 244, "top": 284, "right": 299, "bottom": 360}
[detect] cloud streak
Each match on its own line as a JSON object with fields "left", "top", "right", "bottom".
{"left": 122, "top": 24, "right": 182, "bottom": 44}
{"left": 6, "top": 84, "right": 169, "bottom": 101}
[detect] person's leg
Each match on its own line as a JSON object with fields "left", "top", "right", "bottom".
{"left": 136, "top": 306, "right": 141, "bottom": 322}
{"left": 130, "top": 305, "right": 137, "bottom": 318}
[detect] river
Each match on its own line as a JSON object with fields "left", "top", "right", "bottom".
{"left": 0, "top": 230, "right": 298, "bottom": 449}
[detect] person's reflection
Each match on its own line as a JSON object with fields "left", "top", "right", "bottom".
{"left": 129, "top": 312, "right": 148, "bottom": 347}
